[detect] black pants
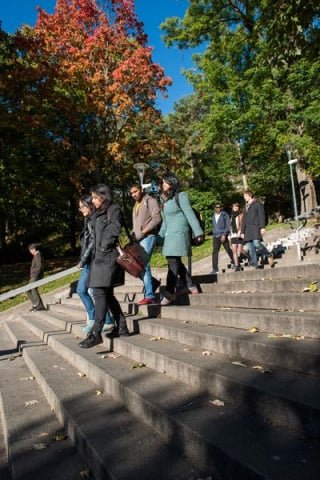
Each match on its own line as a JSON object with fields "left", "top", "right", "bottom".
{"left": 212, "top": 236, "right": 234, "bottom": 270}
{"left": 27, "top": 287, "right": 44, "bottom": 309}
{"left": 92, "top": 287, "right": 123, "bottom": 334}
{"left": 166, "top": 256, "right": 193, "bottom": 294}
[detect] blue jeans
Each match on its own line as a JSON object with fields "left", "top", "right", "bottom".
{"left": 246, "top": 239, "right": 271, "bottom": 267}
{"left": 77, "top": 264, "right": 113, "bottom": 324}
{"left": 77, "top": 265, "right": 95, "bottom": 320}
{"left": 139, "top": 236, "right": 156, "bottom": 299}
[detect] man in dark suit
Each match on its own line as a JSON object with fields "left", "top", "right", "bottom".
{"left": 27, "top": 243, "right": 46, "bottom": 311}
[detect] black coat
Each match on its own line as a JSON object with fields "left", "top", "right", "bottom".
{"left": 79, "top": 215, "right": 94, "bottom": 268}
{"left": 88, "top": 203, "right": 125, "bottom": 288}
{"left": 241, "top": 199, "right": 266, "bottom": 242}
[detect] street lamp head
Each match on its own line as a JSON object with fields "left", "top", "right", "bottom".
{"left": 288, "top": 158, "right": 298, "bottom": 165}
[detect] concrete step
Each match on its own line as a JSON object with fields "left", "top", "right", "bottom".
{"left": 111, "top": 331, "right": 320, "bottom": 438}
{"left": 184, "top": 291, "right": 320, "bottom": 311}
{"left": 159, "top": 305, "right": 320, "bottom": 339}
{"left": 4, "top": 320, "right": 204, "bottom": 480}
{"left": 5, "top": 314, "right": 320, "bottom": 480}
{"left": 0, "top": 324, "right": 88, "bottom": 480}
{"left": 201, "top": 277, "right": 319, "bottom": 293}
{"left": 129, "top": 317, "right": 320, "bottom": 376}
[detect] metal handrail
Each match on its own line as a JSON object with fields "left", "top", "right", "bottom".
{"left": 0, "top": 266, "right": 79, "bottom": 303}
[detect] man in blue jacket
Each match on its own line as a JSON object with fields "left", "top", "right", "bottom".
{"left": 211, "top": 204, "right": 234, "bottom": 274}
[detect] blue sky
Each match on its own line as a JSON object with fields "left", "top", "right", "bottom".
{"left": 0, "top": 0, "right": 197, "bottom": 115}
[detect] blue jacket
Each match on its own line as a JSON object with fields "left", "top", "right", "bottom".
{"left": 212, "top": 210, "right": 230, "bottom": 237}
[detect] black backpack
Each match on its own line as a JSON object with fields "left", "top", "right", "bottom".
{"left": 174, "top": 193, "right": 205, "bottom": 246}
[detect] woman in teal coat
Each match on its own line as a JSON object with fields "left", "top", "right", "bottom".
{"left": 158, "top": 172, "right": 204, "bottom": 305}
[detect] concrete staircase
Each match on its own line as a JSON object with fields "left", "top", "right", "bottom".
{"left": 1, "top": 260, "right": 320, "bottom": 479}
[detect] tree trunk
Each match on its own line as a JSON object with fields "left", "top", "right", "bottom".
{"left": 296, "top": 164, "right": 318, "bottom": 215}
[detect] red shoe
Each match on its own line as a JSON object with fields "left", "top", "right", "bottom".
{"left": 137, "top": 297, "right": 157, "bottom": 305}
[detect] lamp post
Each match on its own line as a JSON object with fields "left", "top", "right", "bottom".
{"left": 134, "top": 162, "right": 149, "bottom": 186}
{"left": 284, "top": 143, "right": 301, "bottom": 261}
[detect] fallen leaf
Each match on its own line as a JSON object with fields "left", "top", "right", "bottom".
{"left": 202, "top": 350, "right": 213, "bottom": 356}
{"left": 183, "top": 348, "right": 193, "bottom": 352}
{"left": 80, "top": 469, "right": 91, "bottom": 478}
{"left": 53, "top": 431, "right": 68, "bottom": 441}
{"left": 101, "top": 353, "right": 120, "bottom": 359}
{"left": 130, "top": 363, "right": 146, "bottom": 369}
{"left": 252, "top": 365, "right": 272, "bottom": 374}
{"left": 33, "top": 443, "right": 49, "bottom": 450}
{"left": 95, "top": 390, "right": 103, "bottom": 396}
{"left": 209, "top": 399, "right": 225, "bottom": 407}
{"left": 150, "top": 336, "right": 163, "bottom": 341}
{"left": 248, "top": 326, "right": 259, "bottom": 333}
{"left": 232, "top": 361, "right": 247, "bottom": 367}
{"left": 19, "top": 376, "right": 35, "bottom": 381}
{"left": 77, "top": 372, "right": 86, "bottom": 377}
{"left": 309, "top": 282, "right": 318, "bottom": 292}
{"left": 24, "top": 400, "right": 39, "bottom": 407}
{"left": 302, "top": 287, "right": 310, "bottom": 292}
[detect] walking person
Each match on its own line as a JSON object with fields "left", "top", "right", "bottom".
{"left": 79, "top": 184, "right": 129, "bottom": 349}
{"left": 76, "top": 194, "right": 113, "bottom": 334}
{"left": 130, "top": 183, "right": 162, "bottom": 305}
{"left": 158, "top": 172, "right": 204, "bottom": 306}
{"left": 241, "top": 190, "right": 274, "bottom": 269}
{"left": 27, "top": 243, "right": 46, "bottom": 311}
{"left": 211, "top": 203, "right": 234, "bottom": 274}
{"left": 230, "top": 203, "right": 249, "bottom": 271}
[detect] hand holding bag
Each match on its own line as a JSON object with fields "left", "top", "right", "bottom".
{"left": 116, "top": 243, "right": 149, "bottom": 278}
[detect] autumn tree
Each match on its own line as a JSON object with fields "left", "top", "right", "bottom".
{"left": 0, "top": 0, "right": 173, "bottom": 257}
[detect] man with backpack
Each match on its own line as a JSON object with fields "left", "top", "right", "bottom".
{"left": 130, "top": 183, "right": 162, "bottom": 305}
{"left": 211, "top": 203, "right": 234, "bottom": 274}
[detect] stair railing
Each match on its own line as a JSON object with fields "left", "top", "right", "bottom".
{"left": 0, "top": 266, "right": 79, "bottom": 303}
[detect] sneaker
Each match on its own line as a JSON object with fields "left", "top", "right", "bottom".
{"left": 210, "top": 269, "right": 219, "bottom": 275}
{"left": 189, "top": 286, "right": 199, "bottom": 295}
{"left": 137, "top": 297, "right": 157, "bottom": 305}
{"left": 160, "top": 292, "right": 176, "bottom": 306}
{"left": 82, "top": 320, "right": 94, "bottom": 333}
{"left": 102, "top": 323, "right": 114, "bottom": 332}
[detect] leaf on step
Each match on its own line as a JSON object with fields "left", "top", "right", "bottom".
{"left": 80, "top": 469, "right": 91, "bottom": 478}
{"left": 101, "top": 353, "right": 121, "bottom": 359}
{"left": 53, "top": 365, "right": 66, "bottom": 370}
{"left": 308, "top": 282, "right": 318, "bottom": 292}
{"left": 232, "top": 361, "right": 247, "bottom": 367}
{"left": 150, "top": 336, "right": 163, "bottom": 341}
{"left": 183, "top": 348, "right": 193, "bottom": 352}
{"left": 247, "top": 326, "right": 259, "bottom": 333}
{"left": 252, "top": 365, "right": 272, "bottom": 374}
{"left": 202, "top": 350, "right": 213, "bottom": 356}
{"left": 302, "top": 287, "right": 310, "bottom": 292}
{"left": 182, "top": 320, "right": 189, "bottom": 323}
{"left": 19, "top": 376, "right": 35, "bottom": 381}
{"left": 53, "top": 431, "right": 68, "bottom": 441}
{"left": 209, "top": 399, "right": 225, "bottom": 407}
{"left": 221, "top": 307, "right": 231, "bottom": 310}
{"left": 130, "top": 363, "right": 146, "bottom": 369}
{"left": 291, "top": 335, "right": 305, "bottom": 340}
{"left": 94, "top": 390, "right": 103, "bottom": 396}
{"left": 77, "top": 372, "right": 86, "bottom": 377}
{"left": 33, "top": 443, "right": 49, "bottom": 450}
{"left": 24, "top": 400, "right": 39, "bottom": 407}
{"left": 38, "top": 432, "right": 49, "bottom": 438}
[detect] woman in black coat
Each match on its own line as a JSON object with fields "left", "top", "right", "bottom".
{"left": 79, "top": 184, "right": 129, "bottom": 348}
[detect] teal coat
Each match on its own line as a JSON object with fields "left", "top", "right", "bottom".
{"left": 158, "top": 192, "right": 204, "bottom": 257}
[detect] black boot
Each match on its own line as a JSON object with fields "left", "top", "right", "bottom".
{"left": 79, "top": 331, "right": 103, "bottom": 348}
{"left": 119, "top": 315, "right": 130, "bottom": 336}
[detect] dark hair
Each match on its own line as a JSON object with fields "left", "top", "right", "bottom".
{"left": 90, "top": 184, "right": 113, "bottom": 209}
{"left": 28, "top": 243, "right": 38, "bottom": 250}
{"left": 244, "top": 190, "right": 253, "bottom": 198}
{"left": 162, "top": 172, "right": 181, "bottom": 199}
{"left": 79, "top": 194, "right": 92, "bottom": 209}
